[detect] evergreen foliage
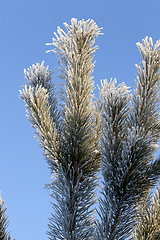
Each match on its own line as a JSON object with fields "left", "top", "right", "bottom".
{"left": 20, "top": 19, "right": 160, "bottom": 239}
{"left": 0, "top": 194, "right": 11, "bottom": 240}
{"left": 131, "top": 185, "right": 160, "bottom": 240}
{"left": 20, "top": 18, "right": 102, "bottom": 240}
{"left": 95, "top": 37, "right": 160, "bottom": 240}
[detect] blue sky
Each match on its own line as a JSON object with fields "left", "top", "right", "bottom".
{"left": 0, "top": 0, "right": 160, "bottom": 239}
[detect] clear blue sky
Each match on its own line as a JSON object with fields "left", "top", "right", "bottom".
{"left": 0, "top": 0, "right": 160, "bottom": 239}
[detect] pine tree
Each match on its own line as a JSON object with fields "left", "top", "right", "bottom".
{"left": 20, "top": 18, "right": 160, "bottom": 240}
{"left": 0, "top": 192, "right": 11, "bottom": 240}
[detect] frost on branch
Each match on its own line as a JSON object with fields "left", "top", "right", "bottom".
{"left": 96, "top": 38, "right": 160, "bottom": 239}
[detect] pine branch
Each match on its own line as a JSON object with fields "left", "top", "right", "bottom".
{"left": 0, "top": 196, "right": 13, "bottom": 240}
{"left": 19, "top": 62, "right": 60, "bottom": 172}
{"left": 95, "top": 79, "right": 133, "bottom": 240}
{"left": 96, "top": 37, "right": 160, "bottom": 240}
{"left": 20, "top": 19, "right": 102, "bottom": 239}
{"left": 131, "top": 185, "right": 160, "bottom": 240}
{"left": 23, "top": 61, "right": 59, "bottom": 127}
{"left": 130, "top": 37, "right": 160, "bottom": 141}
{"left": 46, "top": 18, "right": 102, "bottom": 239}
